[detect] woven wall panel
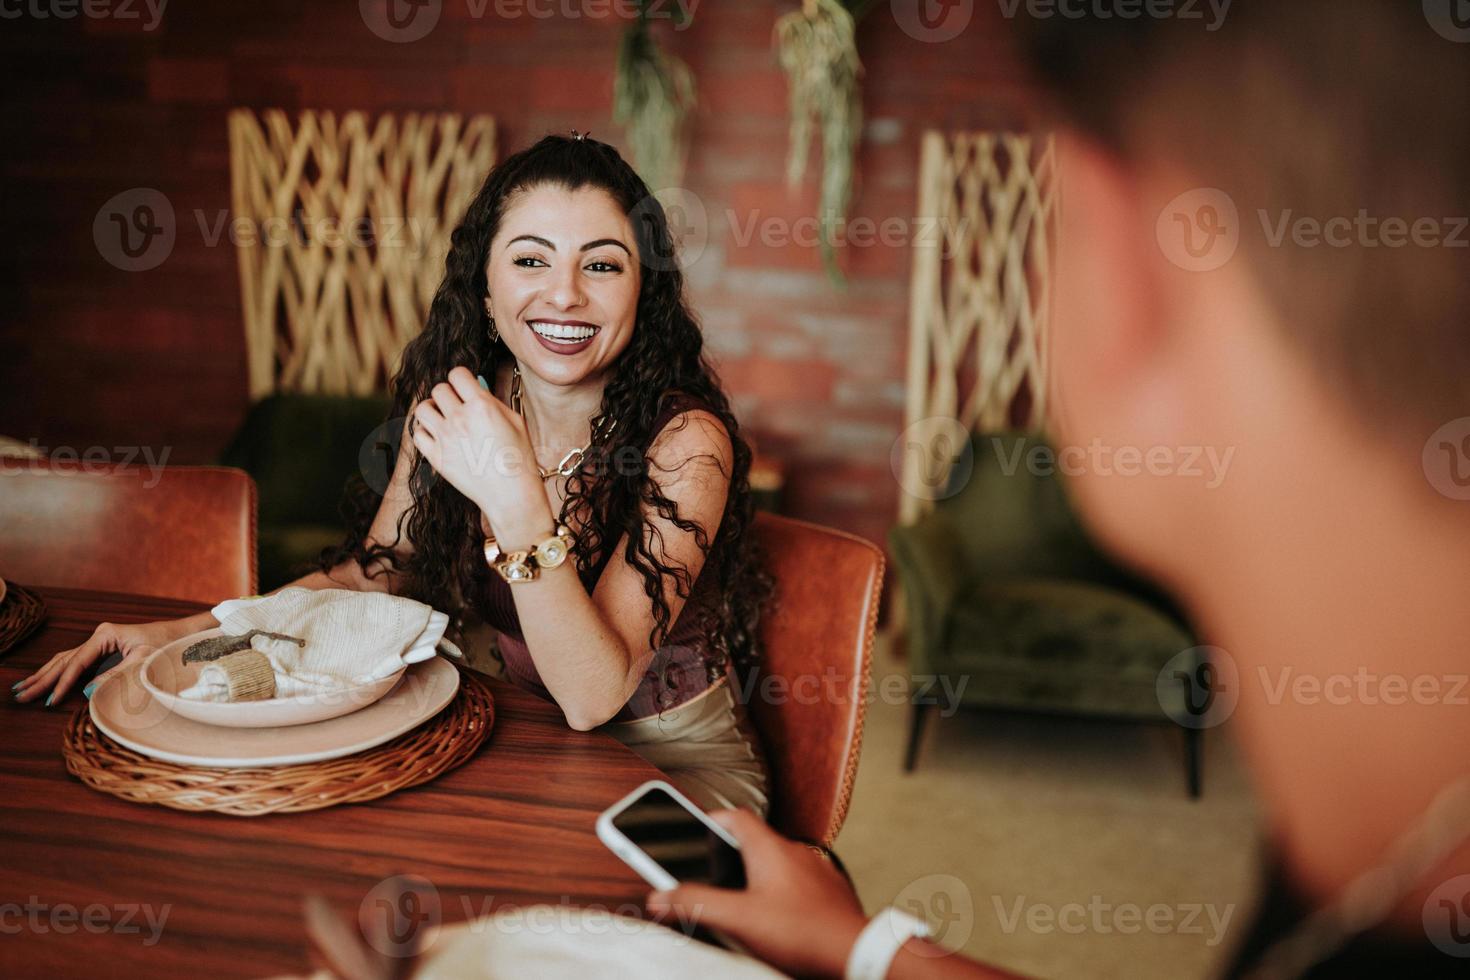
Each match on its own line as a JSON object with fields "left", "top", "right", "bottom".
{"left": 229, "top": 110, "right": 497, "bottom": 399}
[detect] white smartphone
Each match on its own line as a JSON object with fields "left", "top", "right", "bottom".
{"left": 596, "top": 779, "right": 747, "bottom": 893}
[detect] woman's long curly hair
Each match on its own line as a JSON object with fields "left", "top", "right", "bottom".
{"left": 322, "top": 133, "right": 770, "bottom": 703}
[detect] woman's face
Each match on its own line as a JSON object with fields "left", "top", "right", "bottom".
{"left": 484, "top": 183, "right": 642, "bottom": 390}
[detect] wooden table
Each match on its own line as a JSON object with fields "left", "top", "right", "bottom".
{"left": 0, "top": 587, "right": 664, "bottom": 978}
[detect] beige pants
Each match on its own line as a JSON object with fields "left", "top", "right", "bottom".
{"left": 602, "top": 676, "right": 770, "bottom": 817}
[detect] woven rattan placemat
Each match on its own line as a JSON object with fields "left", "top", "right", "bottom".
{"left": 62, "top": 665, "right": 494, "bottom": 816}
{"left": 0, "top": 582, "right": 47, "bottom": 656}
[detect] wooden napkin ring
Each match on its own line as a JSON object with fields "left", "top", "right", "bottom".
{"left": 213, "top": 650, "right": 277, "bottom": 702}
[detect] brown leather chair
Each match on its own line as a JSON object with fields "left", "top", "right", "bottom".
{"left": 0, "top": 459, "right": 257, "bottom": 604}
{"left": 747, "top": 513, "right": 885, "bottom": 849}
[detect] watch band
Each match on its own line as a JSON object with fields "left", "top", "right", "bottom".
{"left": 844, "top": 907, "right": 932, "bottom": 980}
{"left": 483, "top": 524, "right": 574, "bottom": 583}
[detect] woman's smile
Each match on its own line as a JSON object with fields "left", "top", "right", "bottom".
{"left": 528, "top": 317, "right": 601, "bottom": 355}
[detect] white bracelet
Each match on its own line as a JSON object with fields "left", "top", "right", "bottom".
{"left": 844, "top": 907, "right": 932, "bottom": 980}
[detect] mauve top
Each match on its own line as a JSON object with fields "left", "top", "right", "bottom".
{"left": 477, "top": 390, "right": 729, "bottom": 722}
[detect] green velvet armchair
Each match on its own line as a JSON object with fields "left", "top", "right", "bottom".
{"left": 219, "top": 393, "right": 392, "bottom": 591}
{"left": 890, "top": 431, "right": 1205, "bottom": 796}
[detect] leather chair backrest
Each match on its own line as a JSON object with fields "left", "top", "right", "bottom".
{"left": 0, "top": 459, "right": 257, "bottom": 604}
{"left": 746, "top": 513, "right": 885, "bottom": 848}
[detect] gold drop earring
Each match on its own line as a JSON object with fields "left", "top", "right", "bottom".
{"left": 484, "top": 298, "right": 499, "bottom": 344}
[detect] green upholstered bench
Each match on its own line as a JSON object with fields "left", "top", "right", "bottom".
{"left": 890, "top": 431, "right": 1204, "bottom": 796}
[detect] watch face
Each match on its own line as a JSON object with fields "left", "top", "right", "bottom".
{"left": 537, "top": 539, "right": 568, "bottom": 566}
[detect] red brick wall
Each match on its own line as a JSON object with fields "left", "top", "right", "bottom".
{"left": 0, "top": 0, "right": 1031, "bottom": 556}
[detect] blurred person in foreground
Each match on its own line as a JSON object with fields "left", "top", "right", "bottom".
{"left": 649, "top": 3, "right": 1470, "bottom": 977}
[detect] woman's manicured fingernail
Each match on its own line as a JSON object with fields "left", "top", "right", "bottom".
{"left": 44, "top": 693, "right": 54, "bottom": 707}
{"left": 82, "top": 682, "right": 98, "bottom": 700}
{"left": 476, "top": 373, "right": 490, "bottom": 391}
{"left": 11, "top": 680, "right": 23, "bottom": 691}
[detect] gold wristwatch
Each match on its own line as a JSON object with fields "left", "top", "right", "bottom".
{"left": 483, "top": 523, "right": 574, "bottom": 583}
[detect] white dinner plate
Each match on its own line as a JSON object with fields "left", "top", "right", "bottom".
{"left": 140, "top": 628, "right": 406, "bottom": 728}
{"left": 89, "top": 654, "right": 460, "bottom": 768}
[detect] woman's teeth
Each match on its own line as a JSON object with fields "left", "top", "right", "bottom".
{"left": 530, "top": 321, "right": 598, "bottom": 342}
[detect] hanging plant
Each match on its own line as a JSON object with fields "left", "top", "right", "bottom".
{"left": 774, "top": 0, "right": 878, "bottom": 286}
{"left": 612, "top": 0, "right": 697, "bottom": 192}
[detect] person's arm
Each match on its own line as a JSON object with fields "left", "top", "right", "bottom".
{"left": 495, "top": 408, "right": 730, "bottom": 729}
{"left": 411, "top": 367, "right": 731, "bottom": 730}
{"left": 646, "top": 810, "right": 1028, "bottom": 980}
{"left": 17, "top": 416, "right": 422, "bottom": 703}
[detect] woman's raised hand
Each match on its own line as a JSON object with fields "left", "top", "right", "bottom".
{"left": 410, "top": 366, "right": 553, "bottom": 542}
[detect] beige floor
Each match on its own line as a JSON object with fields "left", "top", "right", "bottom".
{"left": 833, "top": 632, "right": 1265, "bottom": 980}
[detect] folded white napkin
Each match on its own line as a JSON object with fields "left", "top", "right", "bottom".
{"left": 178, "top": 587, "right": 450, "bottom": 702}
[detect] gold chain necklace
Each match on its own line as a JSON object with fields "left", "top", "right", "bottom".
{"left": 509, "top": 364, "right": 617, "bottom": 481}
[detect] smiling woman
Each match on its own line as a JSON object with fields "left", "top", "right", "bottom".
{"left": 321, "top": 134, "right": 773, "bottom": 814}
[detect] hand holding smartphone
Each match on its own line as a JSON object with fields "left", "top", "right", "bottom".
{"left": 597, "top": 780, "right": 749, "bottom": 950}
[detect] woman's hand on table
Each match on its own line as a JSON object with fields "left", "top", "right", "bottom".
{"left": 410, "top": 366, "right": 554, "bottom": 543}
{"left": 645, "top": 808, "right": 869, "bottom": 978}
{"left": 13, "top": 618, "right": 191, "bottom": 706}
